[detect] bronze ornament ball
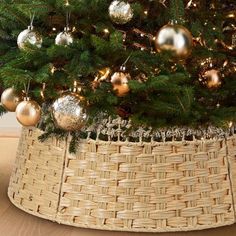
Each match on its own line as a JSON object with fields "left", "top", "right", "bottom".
{"left": 111, "top": 72, "right": 130, "bottom": 97}
{"left": 1, "top": 87, "right": 22, "bottom": 112}
{"left": 155, "top": 24, "right": 193, "bottom": 59}
{"left": 17, "top": 26, "right": 43, "bottom": 50}
{"left": 109, "top": 0, "right": 133, "bottom": 25}
{"left": 52, "top": 93, "right": 87, "bottom": 131}
{"left": 16, "top": 99, "right": 42, "bottom": 126}
{"left": 201, "top": 69, "right": 222, "bottom": 89}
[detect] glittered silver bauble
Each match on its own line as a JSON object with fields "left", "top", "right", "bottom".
{"left": 16, "top": 99, "right": 42, "bottom": 126}
{"left": 52, "top": 93, "right": 87, "bottom": 131}
{"left": 111, "top": 72, "right": 130, "bottom": 97}
{"left": 1, "top": 87, "right": 22, "bottom": 112}
{"left": 55, "top": 30, "right": 73, "bottom": 46}
{"left": 17, "top": 26, "right": 43, "bottom": 50}
{"left": 109, "top": 0, "right": 133, "bottom": 25}
{"left": 155, "top": 24, "right": 193, "bottom": 59}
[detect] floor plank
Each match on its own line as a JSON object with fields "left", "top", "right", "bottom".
{"left": 0, "top": 137, "right": 236, "bottom": 236}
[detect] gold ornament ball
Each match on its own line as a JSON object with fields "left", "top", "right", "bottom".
{"left": 111, "top": 72, "right": 130, "bottom": 97}
{"left": 202, "top": 69, "right": 221, "bottom": 88}
{"left": 16, "top": 99, "right": 42, "bottom": 126}
{"left": 155, "top": 24, "right": 193, "bottom": 59}
{"left": 17, "top": 26, "right": 43, "bottom": 50}
{"left": 52, "top": 93, "right": 87, "bottom": 131}
{"left": 55, "top": 30, "right": 73, "bottom": 46}
{"left": 109, "top": 0, "right": 133, "bottom": 25}
{"left": 1, "top": 87, "right": 22, "bottom": 112}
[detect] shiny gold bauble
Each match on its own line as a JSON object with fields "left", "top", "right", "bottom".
{"left": 17, "top": 26, "right": 43, "bottom": 50}
{"left": 155, "top": 24, "right": 193, "bottom": 59}
{"left": 109, "top": 0, "right": 133, "bottom": 25}
{"left": 16, "top": 99, "right": 42, "bottom": 126}
{"left": 1, "top": 88, "right": 22, "bottom": 112}
{"left": 201, "top": 69, "right": 222, "bottom": 89}
{"left": 52, "top": 93, "right": 87, "bottom": 131}
{"left": 55, "top": 30, "right": 73, "bottom": 46}
{"left": 111, "top": 72, "right": 130, "bottom": 97}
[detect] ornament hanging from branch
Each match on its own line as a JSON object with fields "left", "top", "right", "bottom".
{"left": 154, "top": 24, "right": 193, "bottom": 59}
{"left": 15, "top": 80, "right": 42, "bottom": 127}
{"left": 110, "top": 55, "right": 132, "bottom": 97}
{"left": 55, "top": 11, "right": 73, "bottom": 46}
{"left": 1, "top": 87, "right": 22, "bottom": 112}
{"left": 111, "top": 71, "right": 131, "bottom": 97}
{"left": 55, "top": 28, "right": 73, "bottom": 46}
{"left": 17, "top": 13, "right": 43, "bottom": 50}
{"left": 200, "top": 69, "right": 222, "bottom": 89}
{"left": 199, "top": 58, "right": 223, "bottom": 89}
{"left": 109, "top": 0, "right": 133, "bottom": 25}
{"left": 16, "top": 98, "right": 42, "bottom": 126}
{"left": 52, "top": 92, "right": 87, "bottom": 131}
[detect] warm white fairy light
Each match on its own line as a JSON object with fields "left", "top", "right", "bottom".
{"left": 103, "top": 28, "right": 110, "bottom": 34}
{"left": 51, "top": 66, "right": 56, "bottom": 74}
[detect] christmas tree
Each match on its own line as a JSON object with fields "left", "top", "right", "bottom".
{"left": 0, "top": 0, "right": 235, "bottom": 148}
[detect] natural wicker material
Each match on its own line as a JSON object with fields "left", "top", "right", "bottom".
{"left": 8, "top": 128, "right": 236, "bottom": 232}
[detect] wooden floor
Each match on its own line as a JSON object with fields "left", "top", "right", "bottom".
{"left": 0, "top": 137, "right": 236, "bottom": 236}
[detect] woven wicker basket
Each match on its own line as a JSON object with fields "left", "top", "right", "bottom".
{"left": 8, "top": 127, "right": 236, "bottom": 232}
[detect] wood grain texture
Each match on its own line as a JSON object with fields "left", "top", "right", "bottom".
{"left": 0, "top": 137, "right": 236, "bottom": 236}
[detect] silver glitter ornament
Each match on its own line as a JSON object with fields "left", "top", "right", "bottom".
{"left": 55, "top": 28, "right": 73, "bottom": 46}
{"left": 109, "top": 0, "right": 133, "bottom": 25}
{"left": 17, "top": 26, "right": 43, "bottom": 50}
{"left": 52, "top": 93, "right": 87, "bottom": 131}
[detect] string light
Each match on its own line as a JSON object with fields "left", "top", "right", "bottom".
{"left": 40, "top": 83, "right": 46, "bottom": 100}
{"left": 65, "top": 0, "right": 70, "bottom": 6}
{"left": 51, "top": 66, "right": 56, "bottom": 74}
{"left": 103, "top": 28, "right": 110, "bottom": 34}
{"left": 186, "top": 0, "right": 197, "bottom": 9}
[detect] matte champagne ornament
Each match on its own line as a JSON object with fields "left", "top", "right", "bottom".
{"left": 1, "top": 87, "right": 22, "bottom": 112}
{"left": 155, "top": 24, "right": 193, "bottom": 59}
{"left": 16, "top": 98, "right": 42, "bottom": 126}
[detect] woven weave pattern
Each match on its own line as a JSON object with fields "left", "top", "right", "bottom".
{"left": 227, "top": 136, "right": 236, "bottom": 212}
{"left": 8, "top": 128, "right": 67, "bottom": 219}
{"left": 8, "top": 128, "right": 236, "bottom": 232}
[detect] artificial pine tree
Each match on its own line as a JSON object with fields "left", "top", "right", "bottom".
{"left": 0, "top": 0, "right": 235, "bottom": 145}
